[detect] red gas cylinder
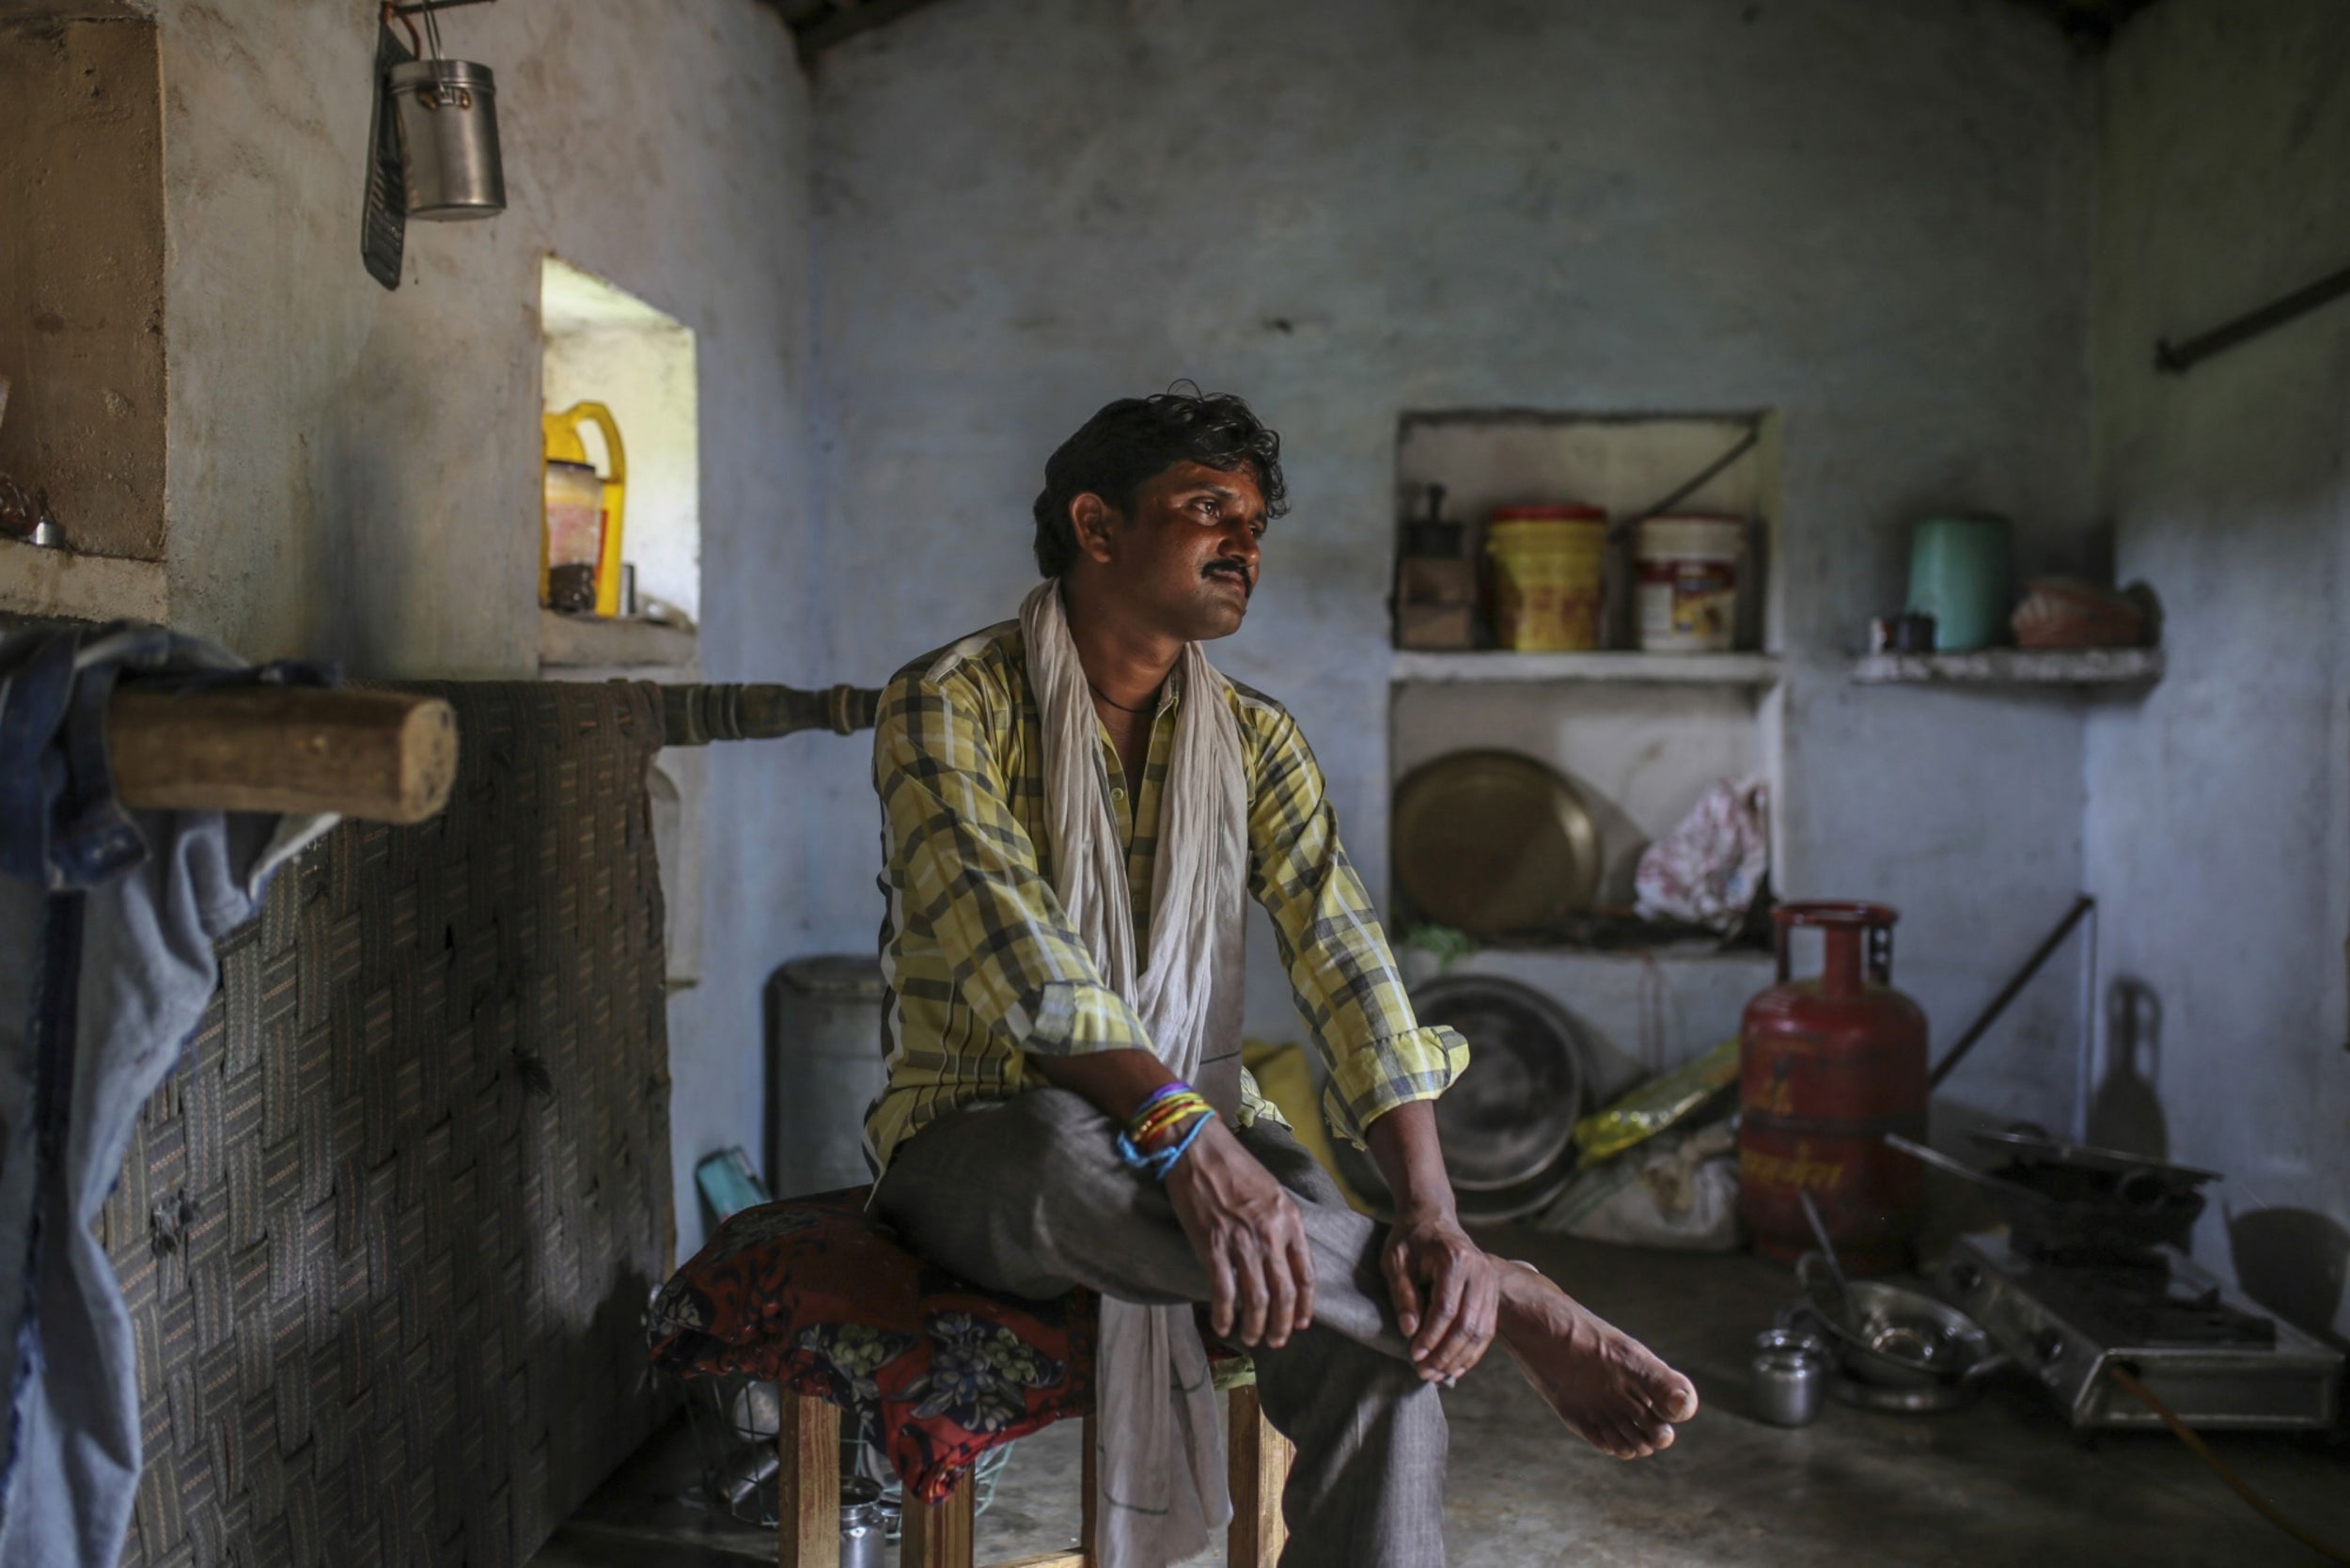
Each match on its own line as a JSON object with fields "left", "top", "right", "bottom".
{"left": 1738, "top": 902, "right": 1928, "bottom": 1274}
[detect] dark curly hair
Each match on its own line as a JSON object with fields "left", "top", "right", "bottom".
{"left": 1031, "top": 385, "right": 1287, "bottom": 577}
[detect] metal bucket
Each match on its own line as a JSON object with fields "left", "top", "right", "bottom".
{"left": 767, "top": 956, "right": 887, "bottom": 1198}
{"left": 389, "top": 59, "right": 505, "bottom": 219}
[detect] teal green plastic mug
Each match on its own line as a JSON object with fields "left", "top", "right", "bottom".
{"left": 1906, "top": 516, "right": 2012, "bottom": 651}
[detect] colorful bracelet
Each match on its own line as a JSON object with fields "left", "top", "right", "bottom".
{"left": 1127, "top": 1080, "right": 1192, "bottom": 1121}
{"left": 1115, "top": 1106, "right": 1214, "bottom": 1182}
{"left": 1132, "top": 1090, "right": 1212, "bottom": 1147}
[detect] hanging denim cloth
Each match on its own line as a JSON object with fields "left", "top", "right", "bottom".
{"left": 0, "top": 625, "right": 336, "bottom": 1568}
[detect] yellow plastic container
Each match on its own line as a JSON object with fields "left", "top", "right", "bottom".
{"left": 541, "top": 402, "right": 628, "bottom": 616}
{"left": 1486, "top": 507, "right": 1607, "bottom": 651}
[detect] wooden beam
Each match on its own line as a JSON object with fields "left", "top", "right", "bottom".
{"left": 901, "top": 1468, "right": 976, "bottom": 1568}
{"left": 659, "top": 682, "right": 880, "bottom": 746}
{"left": 109, "top": 686, "right": 457, "bottom": 823}
{"left": 777, "top": 1390, "right": 841, "bottom": 1568}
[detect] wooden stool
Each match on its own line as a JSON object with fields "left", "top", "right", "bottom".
{"left": 776, "top": 1383, "right": 1294, "bottom": 1568}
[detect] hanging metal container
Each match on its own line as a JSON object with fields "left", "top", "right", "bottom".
{"left": 389, "top": 58, "right": 505, "bottom": 219}
{"left": 1738, "top": 902, "right": 1929, "bottom": 1274}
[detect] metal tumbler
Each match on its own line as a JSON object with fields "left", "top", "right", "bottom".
{"left": 1751, "top": 1328, "right": 1829, "bottom": 1427}
{"left": 388, "top": 58, "right": 505, "bottom": 219}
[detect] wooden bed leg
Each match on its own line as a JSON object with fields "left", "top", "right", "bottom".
{"left": 1226, "top": 1383, "right": 1292, "bottom": 1568}
{"left": 1081, "top": 1411, "right": 1099, "bottom": 1566}
{"left": 777, "top": 1388, "right": 840, "bottom": 1568}
{"left": 901, "top": 1468, "right": 977, "bottom": 1568}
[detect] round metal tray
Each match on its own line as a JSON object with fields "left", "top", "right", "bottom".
{"left": 1392, "top": 750, "right": 1600, "bottom": 939}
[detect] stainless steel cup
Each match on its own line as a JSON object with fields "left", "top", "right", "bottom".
{"left": 389, "top": 59, "right": 505, "bottom": 219}
{"left": 1752, "top": 1328, "right": 1828, "bottom": 1427}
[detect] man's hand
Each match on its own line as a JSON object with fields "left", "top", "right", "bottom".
{"left": 1364, "top": 1099, "right": 1496, "bottom": 1382}
{"left": 1382, "top": 1206, "right": 1500, "bottom": 1383}
{"left": 1165, "top": 1117, "right": 1317, "bottom": 1349}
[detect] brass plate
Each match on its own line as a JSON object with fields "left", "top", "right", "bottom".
{"left": 1392, "top": 750, "right": 1601, "bottom": 938}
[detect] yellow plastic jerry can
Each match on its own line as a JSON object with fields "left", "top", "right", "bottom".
{"left": 540, "top": 401, "right": 628, "bottom": 616}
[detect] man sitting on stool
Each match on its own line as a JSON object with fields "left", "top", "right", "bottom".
{"left": 866, "top": 387, "right": 1699, "bottom": 1568}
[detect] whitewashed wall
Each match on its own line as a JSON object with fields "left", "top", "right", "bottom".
{"left": 2086, "top": 0, "right": 2350, "bottom": 1338}
{"left": 799, "top": 0, "right": 2098, "bottom": 1131}
{"left": 152, "top": 0, "right": 816, "bottom": 1256}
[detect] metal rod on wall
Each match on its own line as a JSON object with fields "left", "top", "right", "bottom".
{"left": 1929, "top": 895, "right": 2096, "bottom": 1090}
{"left": 2155, "top": 259, "right": 2350, "bottom": 374}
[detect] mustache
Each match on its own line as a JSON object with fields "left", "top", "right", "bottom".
{"left": 1202, "top": 557, "right": 1256, "bottom": 597}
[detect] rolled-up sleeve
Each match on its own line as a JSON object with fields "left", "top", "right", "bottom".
{"left": 874, "top": 671, "right": 1151, "bottom": 1062}
{"left": 1240, "top": 698, "right": 1468, "bottom": 1146}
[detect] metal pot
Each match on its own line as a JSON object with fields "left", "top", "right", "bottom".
{"left": 389, "top": 59, "right": 505, "bottom": 219}
{"left": 1333, "top": 974, "right": 1590, "bottom": 1223}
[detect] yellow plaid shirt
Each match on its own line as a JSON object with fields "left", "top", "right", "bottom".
{"left": 864, "top": 619, "right": 1467, "bottom": 1172}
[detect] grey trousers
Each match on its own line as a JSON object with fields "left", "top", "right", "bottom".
{"left": 872, "top": 1089, "right": 1447, "bottom": 1568}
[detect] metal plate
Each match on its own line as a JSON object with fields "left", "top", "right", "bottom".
{"left": 1392, "top": 750, "right": 1601, "bottom": 938}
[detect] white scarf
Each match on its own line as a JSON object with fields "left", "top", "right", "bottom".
{"left": 1019, "top": 581, "right": 1249, "bottom": 1568}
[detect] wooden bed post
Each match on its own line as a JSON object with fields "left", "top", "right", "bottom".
{"left": 777, "top": 1389, "right": 840, "bottom": 1568}
{"left": 1226, "top": 1382, "right": 1292, "bottom": 1568}
{"left": 901, "top": 1468, "right": 978, "bottom": 1567}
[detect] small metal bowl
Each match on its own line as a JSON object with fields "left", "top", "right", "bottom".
{"left": 1777, "top": 1258, "right": 2009, "bottom": 1413}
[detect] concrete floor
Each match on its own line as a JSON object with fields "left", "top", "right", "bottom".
{"left": 531, "top": 1231, "right": 2347, "bottom": 1567}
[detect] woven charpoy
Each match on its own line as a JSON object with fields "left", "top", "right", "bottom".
{"left": 96, "top": 681, "right": 674, "bottom": 1568}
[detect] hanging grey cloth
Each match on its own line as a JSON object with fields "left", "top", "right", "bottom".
{"left": 0, "top": 625, "right": 333, "bottom": 1568}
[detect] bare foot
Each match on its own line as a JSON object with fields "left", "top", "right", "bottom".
{"left": 1494, "top": 1259, "right": 1700, "bottom": 1460}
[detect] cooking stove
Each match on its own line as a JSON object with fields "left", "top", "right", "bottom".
{"left": 1938, "top": 1232, "right": 2342, "bottom": 1432}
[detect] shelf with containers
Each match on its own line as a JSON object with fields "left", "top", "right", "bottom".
{"left": 1385, "top": 410, "right": 1785, "bottom": 1071}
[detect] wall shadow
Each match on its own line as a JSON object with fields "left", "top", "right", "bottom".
{"left": 2087, "top": 976, "right": 2168, "bottom": 1161}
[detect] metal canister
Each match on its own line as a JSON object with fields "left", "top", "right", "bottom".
{"left": 840, "top": 1479, "right": 885, "bottom": 1568}
{"left": 767, "top": 956, "right": 887, "bottom": 1198}
{"left": 1738, "top": 902, "right": 1929, "bottom": 1274}
{"left": 1751, "top": 1328, "right": 1828, "bottom": 1426}
{"left": 388, "top": 59, "right": 506, "bottom": 219}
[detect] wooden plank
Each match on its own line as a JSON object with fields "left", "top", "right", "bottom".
{"left": 777, "top": 1390, "right": 840, "bottom": 1568}
{"left": 987, "top": 1556, "right": 1086, "bottom": 1568}
{"left": 1226, "top": 1384, "right": 1292, "bottom": 1568}
{"left": 0, "top": 536, "right": 167, "bottom": 624}
{"left": 901, "top": 1468, "right": 976, "bottom": 1568}
{"left": 110, "top": 687, "right": 458, "bottom": 823}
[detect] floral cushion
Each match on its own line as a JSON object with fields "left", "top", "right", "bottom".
{"left": 647, "top": 1188, "right": 1098, "bottom": 1502}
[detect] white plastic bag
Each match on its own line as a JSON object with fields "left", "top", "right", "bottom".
{"left": 1635, "top": 776, "right": 1769, "bottom": 932}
